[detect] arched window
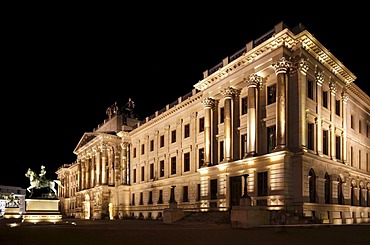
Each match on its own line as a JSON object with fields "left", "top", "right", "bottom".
{"left": 324, "top": 173, "right": 331, "bottom": 204}
{"left": 309, "top": 169, "right": 317, "bottom": 203}
{"left": 351, "top": 180, "right": 356, "bottom": 206}
{"left": 337, "top": 176, "right": 344, "bottom": 205}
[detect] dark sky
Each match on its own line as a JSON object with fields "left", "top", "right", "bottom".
{"left": 3, "top": 6, "right": 368, "bottom": 189}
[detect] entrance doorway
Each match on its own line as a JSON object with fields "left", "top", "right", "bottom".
{"left": 229, "top": 176, "right": 242, "bottom": 209}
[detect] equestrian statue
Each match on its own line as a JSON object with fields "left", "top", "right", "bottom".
{"left": 25, "top": 165, "right": 64, "bottom": 197}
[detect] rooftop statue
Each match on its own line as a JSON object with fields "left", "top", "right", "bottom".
{"left": 3, "top": 193, "right": 20, "bottom": 208}
{"left": 25, "top": 166, "right": 64, "bottom": 197}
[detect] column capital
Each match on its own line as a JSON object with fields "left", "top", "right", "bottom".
{"left": 341, "top": 90, "right": 348, "bottom": 103}
{"left": 201, "top": 97, "right": 215, "bottom": 109}
{"left": 273, "top": 57, "right": 291, "bottom": 74}
{"left": 246, "top": 73, "right": 262, "bottom": 88}
{"left": 298, "top": 58, "right": 309, "bottom": 75}
{"left": 315, "top": 70, "right": 324, "bottom": 86}
{"left": 220, "top": 87, "right": 237, "bottom": 99}
{"left": 329, "top": 80, "right": 337, "bottom": 95}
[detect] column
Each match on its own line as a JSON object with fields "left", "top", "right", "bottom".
{"left": 101, "top": 144, "right": 107, "bottom": 185}
{"left": 298, "top": 58, "right": 309, "bottom": 150}
{"left": 341, "top": 90, "right": 348, "bottom": 164}
{"left": 246, "top": 74, "right": 262, "bottom": 156}
{"left": 114, "top": 147, "right": 120, "bottom": 186}
{"left": 121, "top": 142, "right": 128, "bottom": 184}
{"left": 316, "top": 71, "right": 324, "bottom": 155}
{"left": 221, "top": 87, "right": 237, "bottom": 162}
{"left": 329, "top": 80, "right": 337, "bottom": 160}
{"left": 201, "top": 98, "right": 215, "bottom": 166}
{"left": 273, "top": 57, "right": 291, "bottom": 150}
{"left": 95, "top": 148, "right": 101, "bottom": 185}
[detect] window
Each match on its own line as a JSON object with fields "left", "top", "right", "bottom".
{"left": 139, "top": 192, "right": 143, "bottom": 205}
{"left": 158, "top": 190, "right": 163, "bottom": 204}
{"left": 335, "top": 99, "right": 340, "bottom": 116}
{"left": 323, "top": 130, "right": 328, "bottom": 155}
{"left": 359, "top": 120, "right": 362, "bottom": 134}
{"left": 199, "top": 117, "right": 204, "bottom": 133}
{"left": 307, "top": 79, "right": 314, "bottom": 100}
{"left": 133, "top": 169, "right": 136, "bottom": 183}
{"left": 150, "top": 163, "right": 154, "bottom": 179}
{"left": 220, "top": 107, "right": 225, "bottom": 123}
{"left": 159, "top": 160, "right": 165, "bottom": 177}
{"left": 171, "top": 156, "right": 176, "bottom": 175}
{"left": 198, "top": 148, "right": 205, "bottom": 168}
{"left": 184, "top": 152, "right": 190, "bottom": 172}
{"left": 210, "top": 179, "right": 218, "bottom": 200}
{"left": 241, "top": 133, "right": 247, "bottom": 158}
{"left": 309, "top": 169, "right": 317, "bottom": 203}
{"left": 150, "top": 140, "right": 154, "bottom": 151}
{"left": 267, "top": 84, "right": 276, "bottom": 104}
{"left": 241, "top": 96, "right": 248, "bottom": 115}
{"left": 197, "top": 184, "right": 201, "bottom": 201}
{"left": 184, "top": 124, "right": 190, "bottom": 138}
{"left": 324, "top": 173, "right": 331, "bottom": 204}
{"left": 308, "top": 123, "right": 314, "bottom": 151}
{"left": 351, "top": 115, "right": 354, "bottom": 129}
{"left": 182, "top": 186, "right": 189, "bottom": 202}
{"left": 322, "top": 90, "right": 328, "bottom": 108}
{"left": 141, "top": 144, "right": 145, "bottom": 155}
{"left": 131, "top": 193, "right": 135, "bottom": 206}
{"left": 171, "top": 130, "right": 176, "bottom": 143}
{"left": 219, "top": 141, "right": 224, "bottom": 163}
{"left": 257, "top": 171, "right": 268, "bottom": 196}
{"left": 160, "top": 135, "right": 165, "bottom": 147}
{"left": 141, "top": 166, "right": 145, "bottom": 181}
{"left": 133, "top": 147, "right": 137, "bottom": 158}
{"left": 267, "top": 126, "right": 276, "bottom": 153}
{"left": 336, "top": 135, "right": 341, "bottom": 160}
{"left": 148, "top": 191, "right": 153, "bottom": 204}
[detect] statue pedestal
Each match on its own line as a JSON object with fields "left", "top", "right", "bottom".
{"left": 22, "top": 199, "right": 62, "bottom": 224}
{"left": 3, "top": 207, "right": 22, "bottom": 219}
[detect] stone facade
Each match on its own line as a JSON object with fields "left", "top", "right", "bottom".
{"left": 56, "top": 22, "right": 370, "bottom": 224}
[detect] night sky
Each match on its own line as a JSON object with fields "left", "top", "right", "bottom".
{"left": 3, "top": 6, "right": 368, "bottom": 189}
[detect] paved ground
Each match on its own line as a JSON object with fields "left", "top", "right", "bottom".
{"left": 0, "top": 218, "right": 369, "bottom": 245}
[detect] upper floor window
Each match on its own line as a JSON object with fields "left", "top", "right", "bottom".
{"left": 184, "top": 124, "right": 190, "bottom": 138}
{"left": 307, "top": 79, "right": 314, "bottom": 100}
{"left": 159, "top": 160, "right": 165, "bottom": 177}
{"left": 241, "top": 96, "right": 248, "bottom": 115}
{"left": 308, "top": 122, "right": 315, "bottom": 151}
{"left": 335, "top": 99, "right": 340, "bottom": 116}
{"left": 150, "top": 140, "right": 154, "bottom": 151}
{"left": 199, "top": 117, "right": 204, "bottom": 133}
{"left": 171, "top": 130, "right": 176, "bottom": 143}
{"left": 133, "top": 147, "right": 137, "bottom": 158}
{"left": 198, "top": 148, "right": 205, "bottom": 168}
{"left": 267, "top": 84, "right": 276, "bottom": 105}
{"left": 160, "top": 135, "right": 165, "bottom": 148}
{"left": 184, "top": 152, "right": 190, "bottom": 172}
{"left": 141, "top": 144, "right": 145, "bottom": 155}
{"left": 171, "top": 156, "right": 176, "bottom": 175}
{"left": 220, "top": 107, "right": 225, "bottom": 123}
{"left": 322, "top": 90, "right": 328, "bottom": 108}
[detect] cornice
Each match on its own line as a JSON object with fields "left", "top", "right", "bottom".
{"left": 194, "top": 27, "right": 356, "bottom": 91}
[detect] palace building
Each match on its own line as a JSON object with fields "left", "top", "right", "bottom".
{"left": 56, "top": 22, "right": 370, "bottom": 224}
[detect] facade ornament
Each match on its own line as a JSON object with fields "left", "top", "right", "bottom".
{"left": 273, "top": 57, "right": 291, "bottom": 74}
{"left": 298, "top": 58, "right": 309, "bottom": 75}
{"left": 201, "top": 97, "right": 215, "bottom": 109}
{"left": 315, "top": 70, "right": 324, "bottom": 86}
{"left": 329, "top": 79, "right": 337, "bottom": 95}
{"left": 246, "top": 74, "right": 262, "bottom": 88}
{"left": 220, "top": 87, "right": 237, "bottom": 99}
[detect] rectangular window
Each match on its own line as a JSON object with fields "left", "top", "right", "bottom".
{"left": 267, "top": 126, "right": 276, "bottom": 153}
{"left": 141, "top": 166, "right": 145, "bottom": 181}
{"left": 182, "top": 186, "right": 189, "bottom": 202}
{"left": 150, "top": 163, "right": 154, "bottom": 180}
{"left": 171, "top": 130, "right": 176, "bottom": 143}
{"left": 158, "top": 190, "right": 163, "bottom": 204}
{"left": 210, "top": 179, "right": 218, "bottom": 200}
{"left": 184, "top": 124, "right": 190, "bottom": 138}
{"left": 336, "top": 135, "right": 341, "bottom": 160}
{"left": 308, "top": 123, "right": 314, "bottom": 151}
{"left": 171, "top": 156, "right": 176, "bottom": 175}
{"left": 219, "top": 141, "right": 224, "bottom": 163}
{"left": 160, "top": 160, "right": 165, "bottom": 177}
{"left": 133, "top": 169, "right": 136, "bottom": 183}
{"left": 241, "top": 133, "right": 247, "bottom": 158}
{"left": 198, "top": 148, "right": 205, "bottom": 168}
{"left": 160, "top": 135, "right": 165, "bottom": 147}
{"left": 307, "top": 79, "right": 314, "bottom": 100}
{"left": 184, "top": 152, "right": 190, "bottom": 172}
{"left": 241, "top": 96, "right": 248, "bottom": 115}
{"left": 257, "top": 172, "right": 268, "bottom": 196}
{"left": 220, "top": 107, "right": 225, "bottom": 123}
{"left": 150, "top": 140, "right": 154, "bottom": 151}
{"left": 359, "top": 150, "right": 362, "bottom": 169}
{"left": 131, "top": 193, "right": 135, "bottom": 206}
{"left": 197, "top": 184, "right": 201, "bottom": 201}
{"left": 359, "top": 120, "right": 362, "bottom": 134}
{"left": 335, "top": 99, "right": 340, "bottom": 116}
{"left": 323, "top": 90, "right": 328, "bottom": 108}
{"left": 199, "top": 117, "right": 205, "bottom": 133}
{"left": 351, "top": 115, "right": 354, "bottom": 129}
{"left": 148, "top": 191, "right": 153, "bottom": 204}
{"left": 139, "top": 192, "right": 143, "bottom": 205}
{"left": 133, "top": 148, "right": 137, "bottom": 158}
{"left": 323, "top": 130, "right": 328, "bottom": 156}
{"left": 267, "top": 84, "right": 276, "bottom": 105}
{"left": 141, "top": 144, "right": 145, "bottom": 155}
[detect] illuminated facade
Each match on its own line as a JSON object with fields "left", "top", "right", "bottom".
{"left": 56, "top": 22, "right": 370, "bottom": 224}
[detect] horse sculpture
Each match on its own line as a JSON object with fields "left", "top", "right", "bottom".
{"left": 25, "top": 168, "right": 64, "bottom": 196}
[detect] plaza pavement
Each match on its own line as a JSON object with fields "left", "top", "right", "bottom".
{"left": 0, "top": 217, "right": 369, "bottom": 245}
